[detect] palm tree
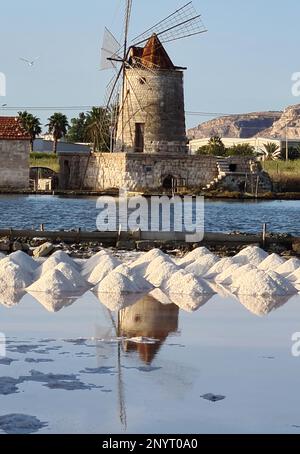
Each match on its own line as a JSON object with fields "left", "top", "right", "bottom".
{"left": 46, "top": 113, "right": 69, "bottom": 154}
{"left": 207, "top": 136, "right": 226, "bottom": 156}
{"left": 18, "top": 111, "right": 42, "bottom": 153}
{"left": 85, "top": 107, "right": 110, "bottom": 152}
{"left": 257, "top": 142, "right": 281, "bottom": 161}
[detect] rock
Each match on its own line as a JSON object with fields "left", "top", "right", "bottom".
{"left": 0, "top": 238, "right": 10, "bottom": 252}
{"left": 30, "top": 238, "right": 48, "bottom": 248}
{"left": 33, "top": 242, "right": 55, "bottom": 258}
{"left": 292, "top": 240, "right": 300, "bottom": 255}
{"left": 12, "top": 241, "right": 23, "bottom": 252}
{"left": 116, "top": 240, "right": 136, "bottom": 251}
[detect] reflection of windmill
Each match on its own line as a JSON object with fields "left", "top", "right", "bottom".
{"left": 100, "top": 1, "right": 207, "bottom": 153}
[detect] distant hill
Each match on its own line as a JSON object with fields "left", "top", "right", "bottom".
{"left": 187, "top": 107, "right": 300, "bottom": 140}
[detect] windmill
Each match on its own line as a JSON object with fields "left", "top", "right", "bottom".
{"left": 99, "top": 1, "right": 207, "bottom": 153}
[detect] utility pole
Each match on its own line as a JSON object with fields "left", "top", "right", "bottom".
{"left": 121, "top": 0, "right": 132, "bottom": 152}
{"left": 286, "top": 122, "right": 289, "bottom": 161}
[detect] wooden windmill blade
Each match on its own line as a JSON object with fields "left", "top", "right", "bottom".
{"left": 131, "top": 1, "right": 207, "bottom": 47}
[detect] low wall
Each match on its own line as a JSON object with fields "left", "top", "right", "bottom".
{"left": 59, "top": 152, "right": 258, "bottom": 192}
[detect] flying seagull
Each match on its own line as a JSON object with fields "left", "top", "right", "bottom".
{"left": 19, "top": 56, "right": 40, "bottom": 67}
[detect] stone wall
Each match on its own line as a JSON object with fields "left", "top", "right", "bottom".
{"left": 59, "top": 152, "right": 266, "bottom": 192}
{"left": 0, "top": 140, "right": 29, "bottom": 189}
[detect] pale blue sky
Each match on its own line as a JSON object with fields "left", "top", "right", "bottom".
{"left": 0, "top": 0, "right": 299, "bottom": 129}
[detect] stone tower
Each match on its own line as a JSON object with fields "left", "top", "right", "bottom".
{"left": 115, "top": 34, "right": 187, "bottom": 154}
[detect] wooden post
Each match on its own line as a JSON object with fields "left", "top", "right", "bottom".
{"left": 262, "top": 223, "right": 267, "bottom": 249}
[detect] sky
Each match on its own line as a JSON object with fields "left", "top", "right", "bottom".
{"left": 0, "top": 0, "right": 300, "bottom": 130}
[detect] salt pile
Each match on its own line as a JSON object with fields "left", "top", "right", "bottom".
{"left": 0, "top": 258, "right": 34, "bottom": 290}
{"left": 82, "top": 254, "right": 121, "bottom": 285}
{"left": 275, "top": 258, "right": 300, "bottom": 277}
{"left": 35, "top": 250, "right": 79, "bottom": 279}
{"left": 94, "top": 264, "right": 153, "bottom": 294}
{"left": 129, "top": 249, "right": 173, "bottom": 275}
{"left": 178, "top": 247, "right": 213, "bottom": 267}
{"left": 164, "top": 269, "right": 212, "bottom": 295}
{"left": 231, "top": 268, "right": 296, "bottom": 296}
{"left": 144, "top": 256, "right": 179, "bottom": 288}
{"left": 185, "top": 254, "right": 220, "bottom": 277}
{"left": 81, "top": 250, "right": 112, "bottom": 276}
{"left": 204, "top": 257, "right": 244, "bottom": 279}
{"left": 27, "top": 262, "right": 87, "bottom": 294}
{"left": 7, "top": 251, "right": 39, "bottom": 273}
{"left": 258, "top": 253, "right": 285, "bottom": 271}
{"left": 235, "top": 246, "right": 269, "bottom": 266}
{"left": 215, "top": 263, "right": 245, "bottom": 285}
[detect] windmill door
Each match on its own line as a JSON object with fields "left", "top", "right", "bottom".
{"left": 135, "top": 123, "right": 145, "bottom": 153}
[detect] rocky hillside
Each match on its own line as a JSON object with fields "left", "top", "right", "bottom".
{"left": 255, "top": 104, "right": 300, "bottom": 139}
{"left": 188, "top": 111, "right": 282, "bottom": 140}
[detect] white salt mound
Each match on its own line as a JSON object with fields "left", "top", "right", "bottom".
{"left": 235, "top": 246, "right": 269, "bottom": 266}
{"left": 7, "top": 251, "right": 39, "bottom": 273}
{"left": 129, "top": 249, "right": 172, "bottom": 275}
{"left": 144, "top": 256, "right": 179, "bottom": 287}
{"left": 81, "top": 250, "right": 111, "bottom": 276}
{"left": 205, "top": 257, "right": 243, "bottom": 279}
{"left": 27, "top": 268, "right": 77, "bottom": 294}
{"left": 0, "top": 259, "right": 33, "bottom": 290}
{"left": 35, "top": 251, "right": 78, "bottom": 279}
{"left": 258, "top": 253, "right": 285, "bottom": 271}
{"left": 266, "top": 271, "right": 296, "bottom": 295}
{"left": 164, "top": 269, "right": 212, "bottom": 295}
{"left": 231, "top": 268, "right": 295, "bottom": 296}
{"left": 228, "top": 264, "right": 258, "bottom": 286}
{"left": 215, "top": 263, "right": 242, "bottom": 285}
{"left": 178, "top": 247, "right": 213, "bottom": 267}
{"left": 82, "top": 255, "right": 121, "bottom": 285}
{"left": 185, "top": 255, "right": 220, "bottom": 277}
{"left": 275, "top": 258, "right": 300, "bottom": 277}
{"left": 54, "top": 263, "right": 88, "bottom": 290}
{"left": 94, "top": 264, "right": 152, "bottom": 294}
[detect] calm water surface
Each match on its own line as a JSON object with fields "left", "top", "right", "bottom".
{"left": 1, "top": 292, "right": 300, "bottom": 434}
{"left": 0, "top": 195, "right": 299, "bottom": 234}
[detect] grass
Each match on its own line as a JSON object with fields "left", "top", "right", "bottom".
{"left": 264, "top": 160, "right": 300, "bottom": 192}
{"left": 30, "top": 152, "right": 60, "bottom": 173}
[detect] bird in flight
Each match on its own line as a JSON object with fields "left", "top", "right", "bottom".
{"left": 19, "top": 56, "right": 40, "bottom": 67}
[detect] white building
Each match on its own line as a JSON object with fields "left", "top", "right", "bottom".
{"left": 189, "top": 137, "right": 300, "bottom": 154}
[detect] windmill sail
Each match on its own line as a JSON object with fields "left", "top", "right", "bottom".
{"left": 100, "top": 27, "right": 122, "bottom": 70}
{"left": 131, "top": 1, "right": 207, "bottom": 46}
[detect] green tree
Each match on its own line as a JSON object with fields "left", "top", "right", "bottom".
{"left": 196, "top": 136, "right": 226, "bottom": 156}
{"left": 85, "top": 107, "right": 111, "bottom": 152}
{"left": 46, "top": 113, "right": 69, "bottom": 154}
{"left": 66, "top": 112, "right": 88, "bottom": 143}
{"left": 226, "top": 143, "right": 255, "bottom": 157}
{"left": 18, "top": 111, "right": 42, "bottom": 153}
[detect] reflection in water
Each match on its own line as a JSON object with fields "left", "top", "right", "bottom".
{"left": 119, "top": 296, "right": 179, "bottom": 365}
{"left": 236, "top": 294, "right": 292, "bottom": 316}
{"left": 0, "top": 289, "right": 25, "bottom": 308}
{"left": 26, "top": 291, "right": 83, "bottom": 313}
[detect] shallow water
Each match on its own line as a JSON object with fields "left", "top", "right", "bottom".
{"left": 0, "top": 195, "right": 299, "bottom": 234}
{"left": 1, "top": 291, "right": 300, "bottom": 434}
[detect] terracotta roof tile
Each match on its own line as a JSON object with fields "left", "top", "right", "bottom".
{"left": 0, "top": 116, "right": 31, "bottom": 140}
